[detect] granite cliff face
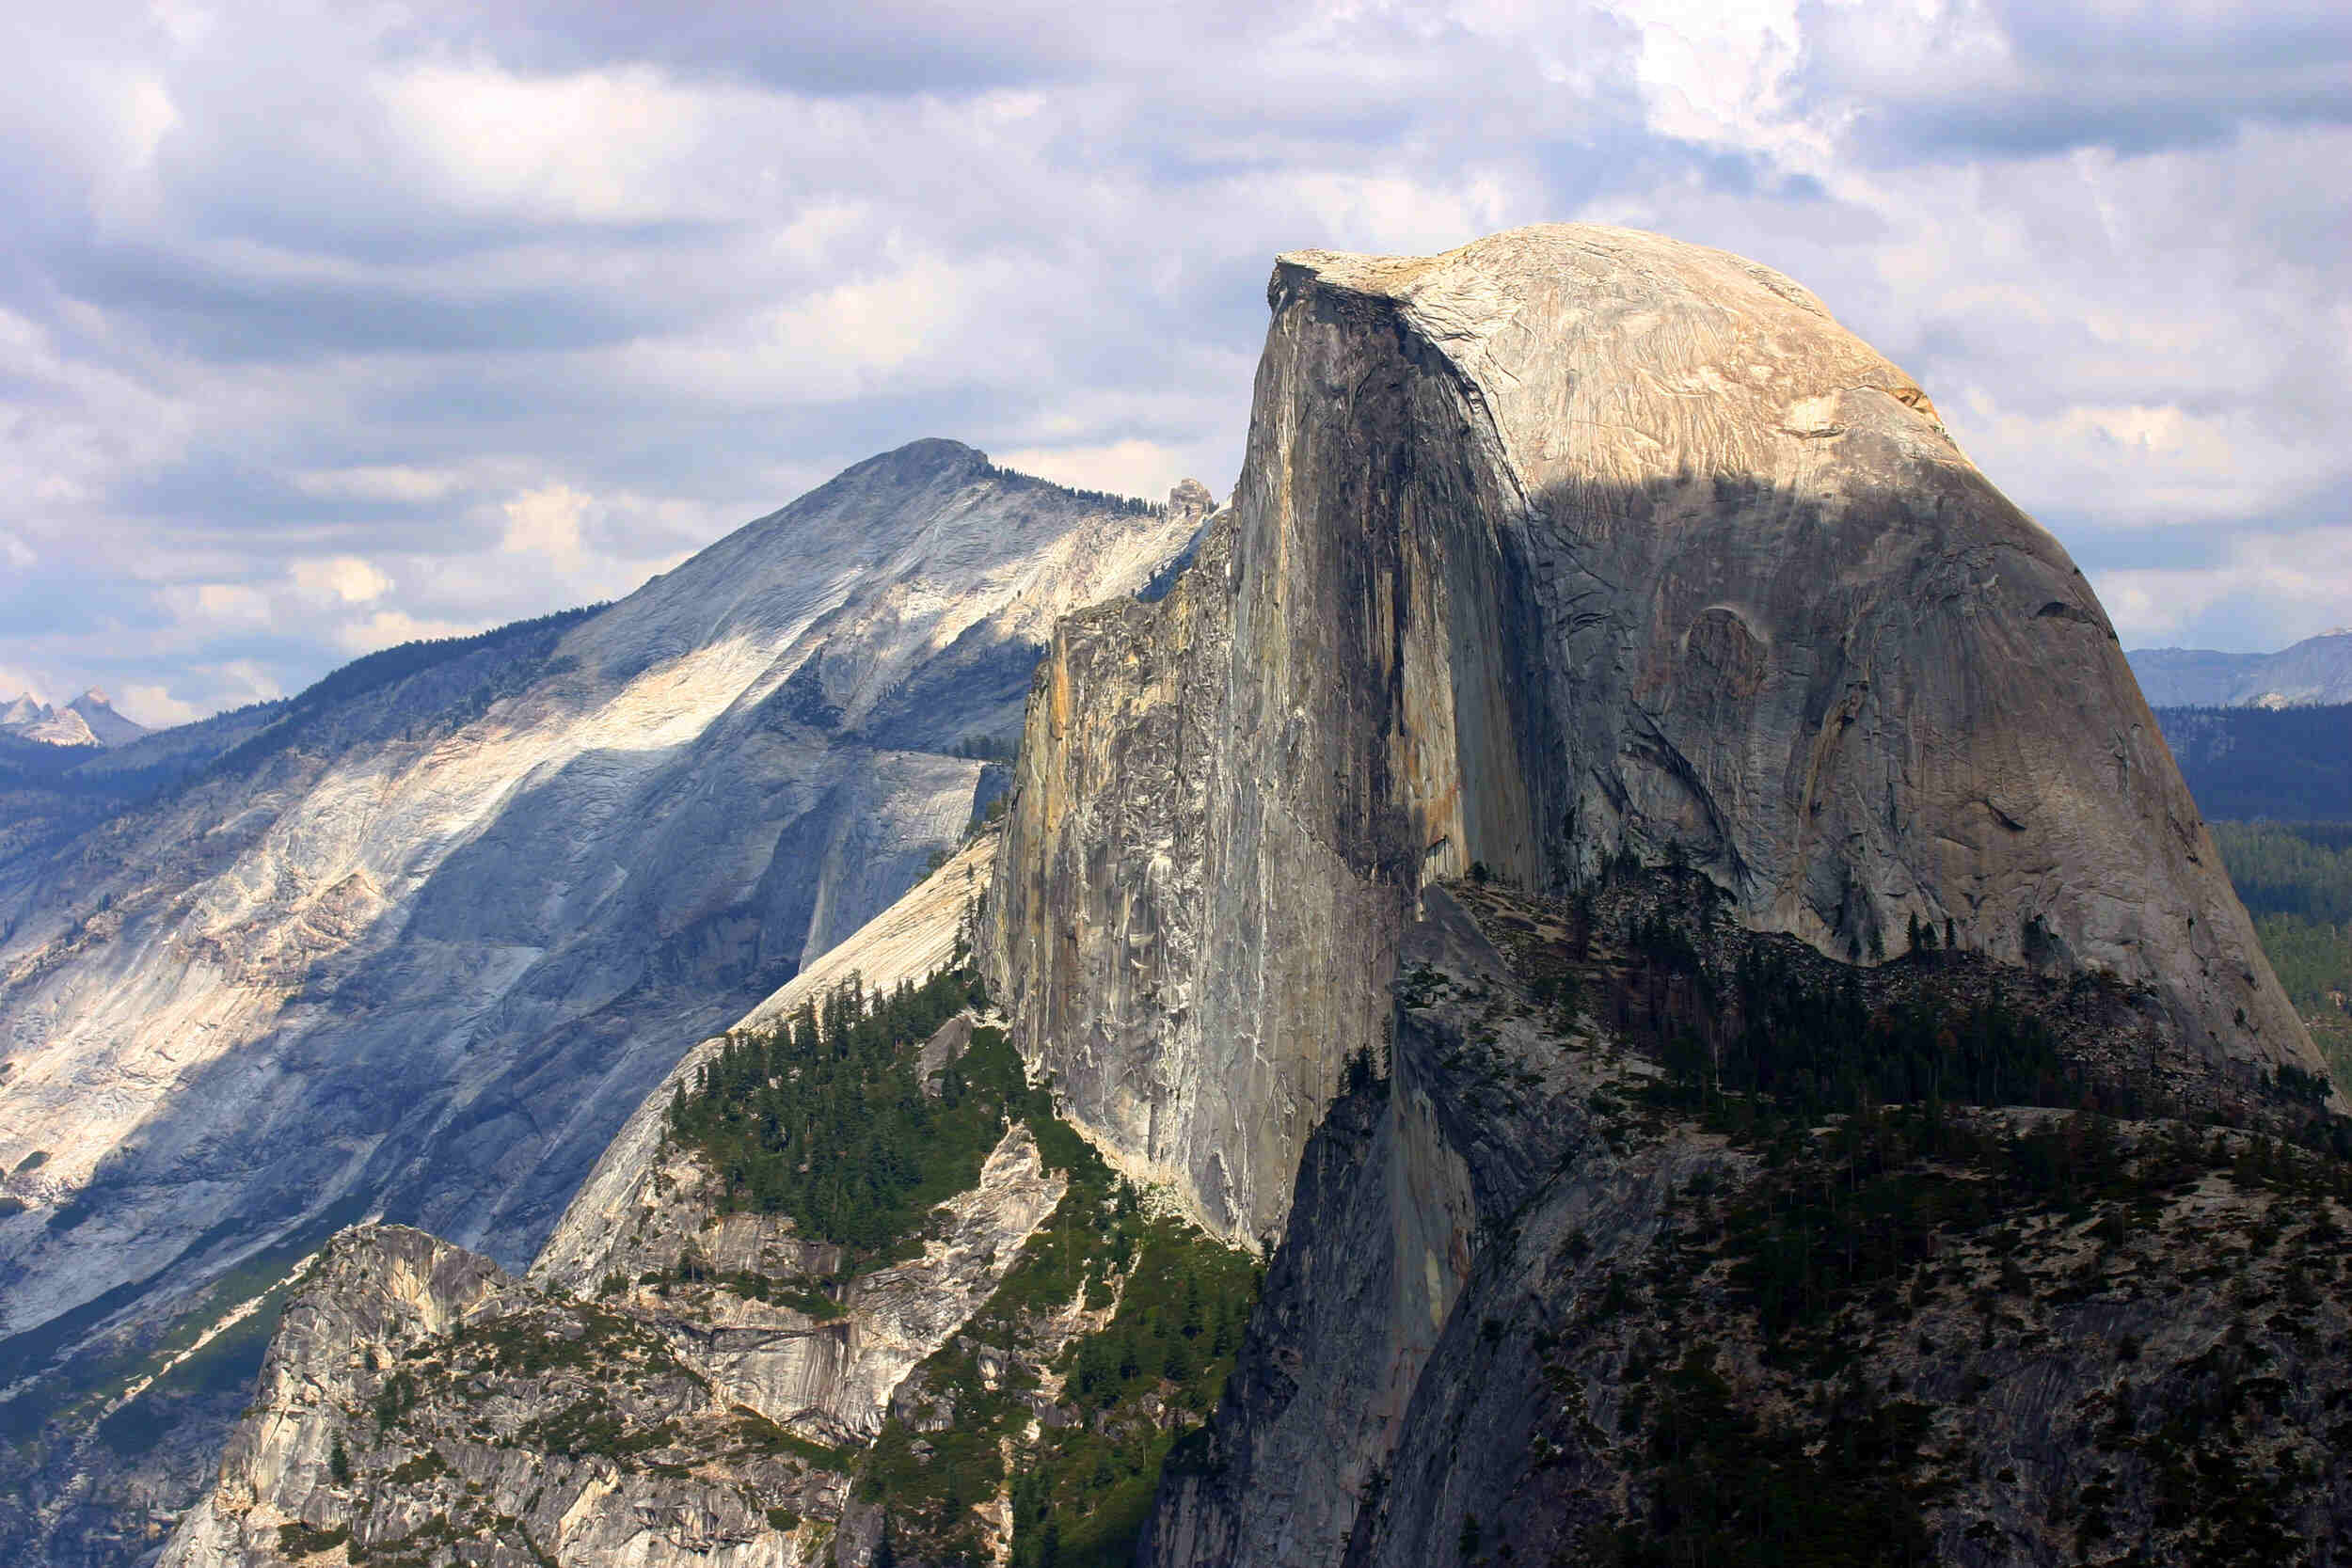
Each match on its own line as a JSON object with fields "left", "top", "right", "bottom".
{"left": 0, "top": 442, "right": 1194, "bottom": 1564}
{"left": 45, "top": 224, "right": 2352, "bottom": 1568}
{"left": 986, "top": 223, "right": 2322, "bottom": 1247}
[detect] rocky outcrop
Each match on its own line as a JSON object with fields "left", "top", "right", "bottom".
{"left": 532, "top": 834, "right": 1002, "bottom": 1300}
{"left": 154, "top": 846, "right": 1104, "bottom": 1568}
{"left": 986, "top": 224, "right": 2323, "bottom": 1248}
{"left": 161, "top": 1225, "right": 845, "bottom": 1568}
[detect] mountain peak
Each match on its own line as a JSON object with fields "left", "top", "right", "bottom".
{"left": 65, "top": 688, "right": 149, "bottom": 746}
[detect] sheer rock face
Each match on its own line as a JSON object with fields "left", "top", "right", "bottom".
{"left": 986, "top": 223, "right": 2320, "bottom": 1247}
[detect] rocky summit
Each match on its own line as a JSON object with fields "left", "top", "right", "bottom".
{"left": 23, "top": 225, "right": 2348, "bottom": 1568}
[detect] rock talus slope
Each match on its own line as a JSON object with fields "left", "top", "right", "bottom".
{"left": 986, "top": 223, "right": 2322, "bottom": 1246}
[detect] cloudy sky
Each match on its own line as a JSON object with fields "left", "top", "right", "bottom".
{"left": 2, "top": 0, "right": 2346, "bottom": 725}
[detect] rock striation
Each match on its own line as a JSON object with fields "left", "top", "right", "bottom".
{"left": 985, "top": 224, "right": 2324, "bottom": 1248}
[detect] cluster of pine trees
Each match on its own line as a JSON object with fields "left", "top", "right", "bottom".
{"left": 2212, "top": 820, "right": 2352, "bottom": 1079}
{"left": 664, "top": 966, "right": 1006, "bottom": 1257}
{"left": 1634, "top": 936, "right": 2076, "bottom": 1119}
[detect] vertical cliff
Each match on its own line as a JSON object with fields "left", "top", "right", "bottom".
{"left": 985, "top": 224, "right": 2323, "bottom": 1248}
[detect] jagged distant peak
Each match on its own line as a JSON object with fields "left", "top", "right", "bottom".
{"left": 65, "top": 687, "right": 149, "bottom": 746}
{"left": 2, "top": 703, "right": 98, "bottom": 748}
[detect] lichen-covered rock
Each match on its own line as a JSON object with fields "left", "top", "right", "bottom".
{"left": 985, "top": 224, "right": 2323, "bottom": 1248}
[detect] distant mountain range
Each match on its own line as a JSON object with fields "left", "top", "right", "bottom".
{"left": 2128, "top": 628, "right": 2352, "bottom": 707}
{"left": 0, "top": 689, "right": 150, "bottom": 749}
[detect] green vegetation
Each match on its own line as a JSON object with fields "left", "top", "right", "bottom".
{"left": 4, "top": 1193, "right": 371, "bottom": 1451}
{"left": 1654, "top": 940, "right": 2077, "bottom": 1120}
{"left": 1598, "top": 1348, "right": 1933, "bottom": 1566}
{"left": 2212, "top": 821, "right": 2352, "bottom": 924}
{"left": 2213, "top": 820, "right": 2352, "bottom": 1080}
{"left": 855, "top": 1112, "right": 1259, "bottom": 1568}
{"left": 665, "top": 967, "right": 1012, "bottom": 1259}
{"left": 93, "top": 1279, "right": 293, "bottom": 1457}
{"left": 1582, "top": 1067, "right": 2352, "bottom": 1565}
{"left": 217, "top": 605, "right": 599, "bottom": 767}
{"left": 276, "top": 1521, "right": 350, "bottom": 1557}
{"left": 2156, "top": 705, "right": 2352, "bottom": 821}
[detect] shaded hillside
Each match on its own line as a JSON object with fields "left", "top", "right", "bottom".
{"left": 1146, "top": 876, "right": 2352, "bottom": 1568}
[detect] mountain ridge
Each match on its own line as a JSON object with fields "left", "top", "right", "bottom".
{"left": 0, "top": 439, "right": 1200, "bottom": 1568}
{"left": 2128, "top": 629, "right": 2352, "bottom": 708}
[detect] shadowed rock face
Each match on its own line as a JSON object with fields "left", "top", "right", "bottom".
{"left": 986, "top": 223, "right": 2321, "bottom": 1247}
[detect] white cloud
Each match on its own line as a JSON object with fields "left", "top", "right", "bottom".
{"left": 159, "top": 582, "right": 271, "bottom": 625}
{"left": 289, "top": 555, "right": 393, "bottom": 603}
{"left": 333, "top": 609, "right": 480, "bottom": 654}
{"left": 990, "top": 439, "right": 1193, "bottom": 503}
{"left": 293, "top": 466, "right": 462, "bottom": 503}
{"left": 116, "top": 681, "right": 201, "bottom": 725}
{"left": 375, "top": 62, "right": 728, "bottom": 226}
{"left": 2094, "top": 525, "right": 2352, "bottom": 648}
{"left": 500, "top": 483, "right": 592, "bottom": 566}
{"left": 0, "top": 0, "right": 2346, "bottom": 726}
